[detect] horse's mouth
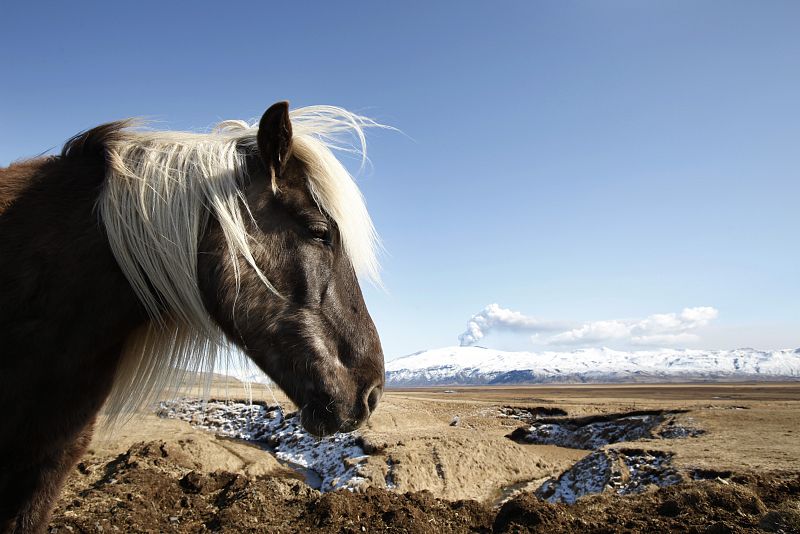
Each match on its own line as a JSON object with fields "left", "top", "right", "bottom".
{"left": 299, "top": 403, "right": 365, "bottom": 437}
{"left": 273, "top": 368, "right": 383, "bottom": 436}
{"left": 298, "top": 384, "right": 382, "bottom": 437}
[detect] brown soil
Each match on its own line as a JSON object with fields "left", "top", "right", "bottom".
{"left": 48, "top": 383, "right": 800, "bottom": 533}
{"left": 49, "top": 442, "right": 800, "bottom": 533}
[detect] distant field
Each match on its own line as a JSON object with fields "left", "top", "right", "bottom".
{"left": 388, "top": 382, "right": 800, "bottom": 402}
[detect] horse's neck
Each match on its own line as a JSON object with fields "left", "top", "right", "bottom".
{"left": 0, "top": 156, "right": 151, "bottom": 481}
{"left": 0, "top": 159, "right": 43, "bottom": 214}
{"left": 0, "top": 155, "right": 147, "bottom": 368}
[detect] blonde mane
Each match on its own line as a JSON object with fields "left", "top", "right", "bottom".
{"left": 98, "top": 106, "right": 384, "bottom": 422}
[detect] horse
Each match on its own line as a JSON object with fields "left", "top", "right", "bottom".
{"left": 0, "top": 102, "right": 386, "bottom": 533}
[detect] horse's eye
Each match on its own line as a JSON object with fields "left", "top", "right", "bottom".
{"left": 309, "top": 223, "right": 331, "bottom": 244}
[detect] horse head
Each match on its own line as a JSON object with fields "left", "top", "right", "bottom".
{"left": 196, "top": 103, "right": 384, "bottom": 436}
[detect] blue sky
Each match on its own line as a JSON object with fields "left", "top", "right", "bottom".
{"left": 2, "top": 2, "right": 798, "bottom": 358}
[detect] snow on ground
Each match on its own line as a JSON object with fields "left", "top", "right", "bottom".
{"left": 157, "top": 400, "right": 368, "bottom": 492}
{"left": 501, "top": 409, "right": 700, "bottom": 504}
{"left": 510, "top": 413, "right": 664, "bottom": 450}
{"left": 536, "top": 450, "right": 611, "bottom": 504}
{"left": 157, "top": 400, "right": 702, "bottom": 506}
{"left": 536, "top": 450, "right": 682, "bottom": 504}
{"left": 518, "top": 415, "right": 657, "bottom": 449}
{"left": 497, "top": 406, "right": 568, "bottom": 421}
{"left": 506, "top": 411, "right": 704, "bottom": 450}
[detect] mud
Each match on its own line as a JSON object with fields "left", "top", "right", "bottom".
{"left": 49, "top": 440, "right": 800, "bottom": 533}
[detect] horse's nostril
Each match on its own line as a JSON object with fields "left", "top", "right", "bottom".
{"left": 366, "top": 384, "right": 382, "bottom": 414}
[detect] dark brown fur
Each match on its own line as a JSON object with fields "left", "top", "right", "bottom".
{"left": 0, "top": 103, "right": 384, "bottom": 533}
{"left": 0, "top": 146, "right": 147, "bottom": 533}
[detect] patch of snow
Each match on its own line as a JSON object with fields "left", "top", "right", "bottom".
{"left": 497, "top": 406, "right": 568, "bottom": 422}
{"left": 384, "top": 456, "right": 398, "bottom": 490}
{"left": 537, "top": 451, "right": 611, "bottom": 504}
{"left": 515, "top": 414, "right": 661, "bottom": 450}
{"left": 509, "top": 411, "right": 703, "bottom": 449}
{"left": 537, "top": 450, "right": 681, "bottom": 504}
{"left": 658, "top": 418, "right": 705, "bottom": 439}
{"left": 157, "top": 399, "right": 368, "bottom": 492}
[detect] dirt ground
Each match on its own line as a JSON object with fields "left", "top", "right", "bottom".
{"left": 49, "top": 383, "right": 800, "bottom": 533}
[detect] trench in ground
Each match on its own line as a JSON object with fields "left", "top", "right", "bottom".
{"left": 498, "top": 407, "right": 707, "bottom": 504}
{"left": 157, "top": 399, "right": 368, "bottom": 492}
{"left": 158, "top": 399, "right": 708, "bottom": 506}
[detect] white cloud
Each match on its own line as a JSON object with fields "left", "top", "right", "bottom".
{"left": 545, "top": 307, "right": 718, "bottom": 347}
{"left": 459, "top": 305, "right": 719, "bottom": 348}
{"left": 458, "top": 303, "right": 567, "bottom": 346}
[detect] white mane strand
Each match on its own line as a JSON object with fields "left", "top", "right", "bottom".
{"left": 97, "top": 106, "right": 385, "bottom": 422}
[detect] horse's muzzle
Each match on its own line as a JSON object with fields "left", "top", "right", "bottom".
{"left": 300, "top": 382, "right": 383, "bottom": 436}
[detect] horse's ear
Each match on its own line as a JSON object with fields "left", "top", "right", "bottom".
{"left": 257, "top": 101, "right": 293, "bottom": 181}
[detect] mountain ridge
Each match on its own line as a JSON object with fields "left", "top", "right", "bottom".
{"left": 384, "top": 346, "right": 800, "bottom": 386}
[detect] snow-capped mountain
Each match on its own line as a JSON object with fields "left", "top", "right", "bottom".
{"left": 385, "top": 346, "right": 800, "bottom": 386}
